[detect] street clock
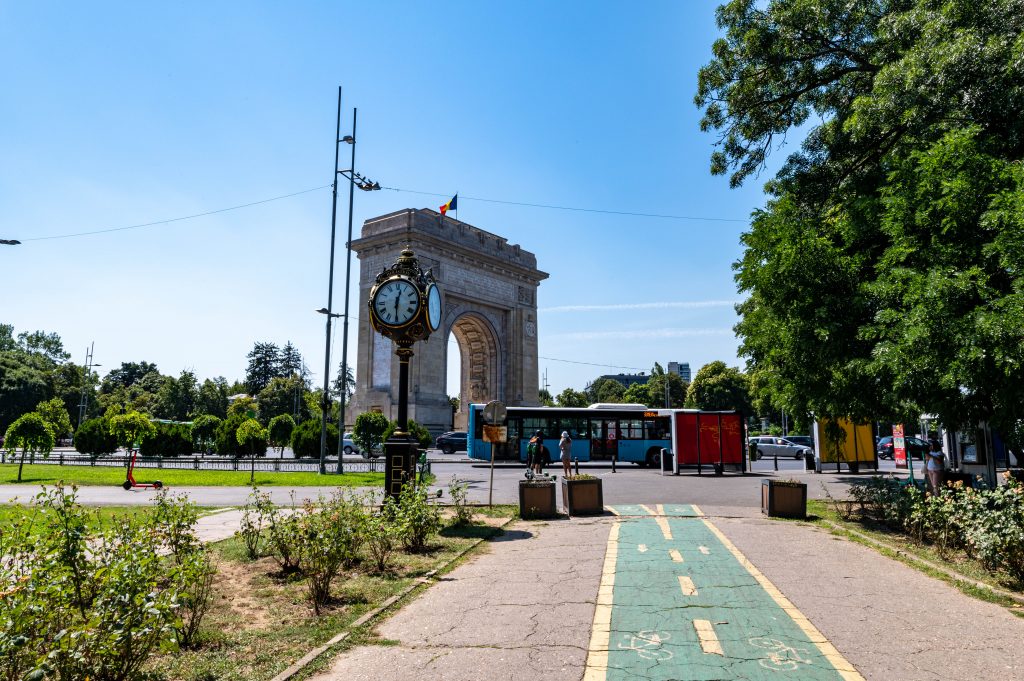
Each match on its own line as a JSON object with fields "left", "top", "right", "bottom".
{"left": 367, "top": 248, "right": 441, "bottom": 344}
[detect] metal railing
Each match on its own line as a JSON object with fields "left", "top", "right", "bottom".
{"left": 0, "top": 451, "right": 421, "bottom": 476}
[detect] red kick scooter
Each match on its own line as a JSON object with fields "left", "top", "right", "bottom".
{"left": 122, "top": 447, "right": 164, "bottom": 490}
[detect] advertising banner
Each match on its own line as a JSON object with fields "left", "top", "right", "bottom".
{"left": 893, "top": 424, "right": 907, "bottom": 469}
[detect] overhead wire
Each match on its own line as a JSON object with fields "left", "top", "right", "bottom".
{"left": 12, "top": 181, "right": 749, "bottom": 243}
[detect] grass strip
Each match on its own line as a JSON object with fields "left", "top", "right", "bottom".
{"left": 0, "top": 463, "right": 382, "bottom": 487}
{"left": 280, "top": 516, "right": 519, "bottom": 681}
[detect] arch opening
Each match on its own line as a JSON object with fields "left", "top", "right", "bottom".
{"left": 447, "top": 312, "right": 501, "bottom": 430}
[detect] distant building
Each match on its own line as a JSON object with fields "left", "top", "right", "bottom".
{"left": 668, "top": 362, "right": 691, "bottom": 382}
{"left": 598, "top": 372, "right": 649, "bottom": 388}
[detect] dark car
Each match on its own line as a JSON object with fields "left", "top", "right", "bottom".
{"left": 877, "top": 435, "right": 928, "bottom": 460}
{"left": 435, "top": 431, "right": 468, "bottom": 454}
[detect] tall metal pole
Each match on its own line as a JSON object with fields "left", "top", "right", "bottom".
{"left": 336, "top": 107, "right": 358, "bottom": 474}
{"left": 320, "top": 86, "right": 343, "bottom": 475}
{"left": 75, "top": 342, "right": 95, "bottom": 439}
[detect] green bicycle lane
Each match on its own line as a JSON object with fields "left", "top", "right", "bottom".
{"left": 587, "top": 504, "right": 861, "bottom": 681}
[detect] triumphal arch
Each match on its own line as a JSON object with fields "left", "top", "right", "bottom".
{"left": 348, "top": 208, "right": 548, "bottom": 434}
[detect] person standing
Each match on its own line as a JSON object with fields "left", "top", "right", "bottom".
{"left": 559, "top": 431, "right": 573, "bottom": 478}
{"left": 529, "top": 431, "right": 545, "bottom": 476}
{"left": 926, "top": 440, "right": 945, "bottom": 494}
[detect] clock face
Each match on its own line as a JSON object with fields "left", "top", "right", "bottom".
{"left": 427, "top": 285, "right": 441, "bottom": 331}
{"left": 373, "top": 278, "right": 420, "bottom": 327}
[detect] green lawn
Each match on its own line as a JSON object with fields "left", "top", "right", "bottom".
{"left": 0, "top": 503, "right": 161, "bottom": 534}
{"left": 0, "top": 464, "right": 384, "bottom": 487}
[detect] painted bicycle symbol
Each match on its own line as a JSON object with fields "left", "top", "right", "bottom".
{"left": 618, "top": 630, "right": 674, "bottom": 661}
{"left": 748, "top": 637, "right": 813, "bottom": 671}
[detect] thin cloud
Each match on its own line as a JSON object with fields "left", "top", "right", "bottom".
{"left": 550, "top": 328, "right": 735, "bottom": 341}
{"left": 540, "top": 300, "right": 740, "bottom": 313}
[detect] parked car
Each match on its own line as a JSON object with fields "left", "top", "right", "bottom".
{"left": 342, "top": 432, "right": 380, "bottom": 459}
{"left": 748, "top": 436, "right": 812, "bottom": 460}
{"left": 785, "top": 435, "right": 814, "bottom": 449}
{"left": 435, "top": 431, "right": 468, "bottom": 454}
{"left": 877, "top": 435, "right": 928, "bottom": 460}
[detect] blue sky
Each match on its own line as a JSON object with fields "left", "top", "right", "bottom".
{"left": 1, "top": 1, "right": 783, "bottom": 397}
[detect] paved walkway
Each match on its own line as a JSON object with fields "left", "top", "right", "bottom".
{"left": 306, "top": 504, "right": 1024, "bottom": 681}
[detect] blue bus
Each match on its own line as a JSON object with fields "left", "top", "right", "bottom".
{"left": 467, "top": 403, "right": 674, "bottom": 467}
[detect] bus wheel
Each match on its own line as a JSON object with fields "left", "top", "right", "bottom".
{"left": 645, "top": 450, "right": 659, "bottom": 468}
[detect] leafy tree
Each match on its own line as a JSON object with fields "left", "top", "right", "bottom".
{"left": 74, "top": 417, "right": 118, "bottom": 458}
{"left": 109, "top": 411, "right": 156, "bottom": 451}
{"left": 555, "top": 388, "right": 589, "bottom": 408}
{"left": 190, "top": 414, "right": 222, "bottom": 455}
{"left": 236, "top": 418, "right": 267, "bottom": 483}
{"left": 382, "top": 419, "right": 432, "bottom": 448}
{"left": 245, "top": 342, "right": 280, "bottom": 395}
{"left": 195, "top": 377, "right": 229, "bottom": 419}
{"left": 686, "top": 361, "right": 752, "bottom": 413}
{"left": 647, "top": 373, "right": 689, "bottom": 408}
{"left": 4, "top": 412, "right": 54, "bottom": 482}
{"left": 16, "top": 330, "right": 70, "bottom": 364}
{"left": 102, "top": 361, "right": 160, "bottom": 393}
{"left": 268, "top": 414, "right": 295, "bottom": 456}
{"left": 155, "top": 370, "right": 198, "bottom": 421}
{"left": 290, "top": 418, "right": 337, "bottom": 459}
{"left": 697, "top": 0, "right": 1024, "bottom": 432}
{"left": 215, "top": 413, "right": 267, "bottom": 458}
{"left": 621, "top": 382, "right": 651, "bottom": 406}
{"left": 35, "top": 397, "right": 73, "bottom": 442}
{"left": 140, "top": 422, "right": 193, "bottom": 457}
{"left": 227, "top": 396, "right": 259, "bottom": 420}
{"left": 0, "top": 354, "right": 49, "bottom": 434}
{"left": 257, "top": 376, "right": 305, "bottom": 424}
{"left": 587, "top": 378, "right": 625, "bottom": 404}
{"left": 353, "top": 411, "right": 390, "bottom": 454}
{"left": 537, "top": 388, "right": 555, "bottom": 407}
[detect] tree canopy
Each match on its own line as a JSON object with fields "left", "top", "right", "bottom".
{"left": 698, "top": 0, "right": 1024, "bottom": 433}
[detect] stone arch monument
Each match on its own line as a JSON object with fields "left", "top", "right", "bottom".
{"left": 348, "top": 208, "right": 548, "bottom": 434}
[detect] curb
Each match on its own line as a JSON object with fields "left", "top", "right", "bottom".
{"left": 268, "top": 516, "right": 518, "bottom": 681}
{"left": 819, "top": 519, "right": 1024, "bottom": 606}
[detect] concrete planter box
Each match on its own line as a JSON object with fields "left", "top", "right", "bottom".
{"left": 562, "top": 477, "right": 604, "bottom": 516}
{"left": 761, "top": 479, "right": 807, "bottom": 519}
{"left": 519, "top": 480, "right": 557, "bottom": 519}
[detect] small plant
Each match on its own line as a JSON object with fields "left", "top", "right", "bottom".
{"left": 237, "top": 486, "right": 273, "bottom": 560}
{"left": 447, "top": 475, "right": 473, "bottom": 526}
{"left": 365, "top": 503, "right": 400, "bottom": 573}
{"left": 175, "top": 547, "right": 216, "bottom": 649}
{"left": 296, "top": 493, "right": 364, "bottom": 614}
{"left": 394, "top": 483, "right": 441, "bottom": 552}
{"left": 150, "top": 487, "right": 201, "bottom": 564}
{"left": 572, "top": 473, "right": 597, "bottom": 481}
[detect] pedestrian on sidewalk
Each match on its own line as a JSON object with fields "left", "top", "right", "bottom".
{"left": 926, "top": 439, "right": 945, "bottom": 494}
{"left": 560, "top": 431, "right": 573, "bottom": 478}
{"left": 529, "top": 431, "right": 545, "bottom": 476}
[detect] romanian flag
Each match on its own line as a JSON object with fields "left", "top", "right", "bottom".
{"left": 439, "top": 194, "right": 457, "bottom": 216}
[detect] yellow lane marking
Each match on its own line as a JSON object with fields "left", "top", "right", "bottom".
{"left": 639, "top": 504, "right": 673, "bottom": 540}
{"left": 678, "top": 575, "right": 697, "bottom": 596}
{"left": 701, "top": 518, "right": 865, "bottom": 680}
{"left": 693, "top": 619, "right": 724, "bottom": 656}
{"left": 607, "top": 507, "right": 621, "bottom": 516}
{"left": 669, "top": 549, "right": 684, "bottom": 563}
{"left": 691, "top": 503, "right": 705, "bottom": 516}
{"left": 583, "top": 521, "right": 620, "bottom": 681}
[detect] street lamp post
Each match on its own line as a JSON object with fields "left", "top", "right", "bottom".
{"left": 335, "top": 108, "right": 381, "bottom": 474}
{"left": 319, "top": 86, "right": 344, "bottom": 476}
{"left": 319, "top": 90, "right": 382, "bottom": 476}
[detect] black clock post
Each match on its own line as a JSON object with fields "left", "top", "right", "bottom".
{"left": 367, "top": 247, "right": 442, "bottom": 501}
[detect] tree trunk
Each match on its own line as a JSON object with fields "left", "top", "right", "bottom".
{"left": 17, "top": 447, "right": 26, "bottom": 482}
{"left": 250, "top": 444, "right": 256, "bottom": 484}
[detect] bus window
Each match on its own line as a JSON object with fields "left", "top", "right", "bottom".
{"left": 558, "top": 416, "right": 588, "bottom": 440}
{"left": 644, "top": 417, "right": 671, "bottom": 440}
{"left": 620, "top": 419, "right": 643, "bottom": 440}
